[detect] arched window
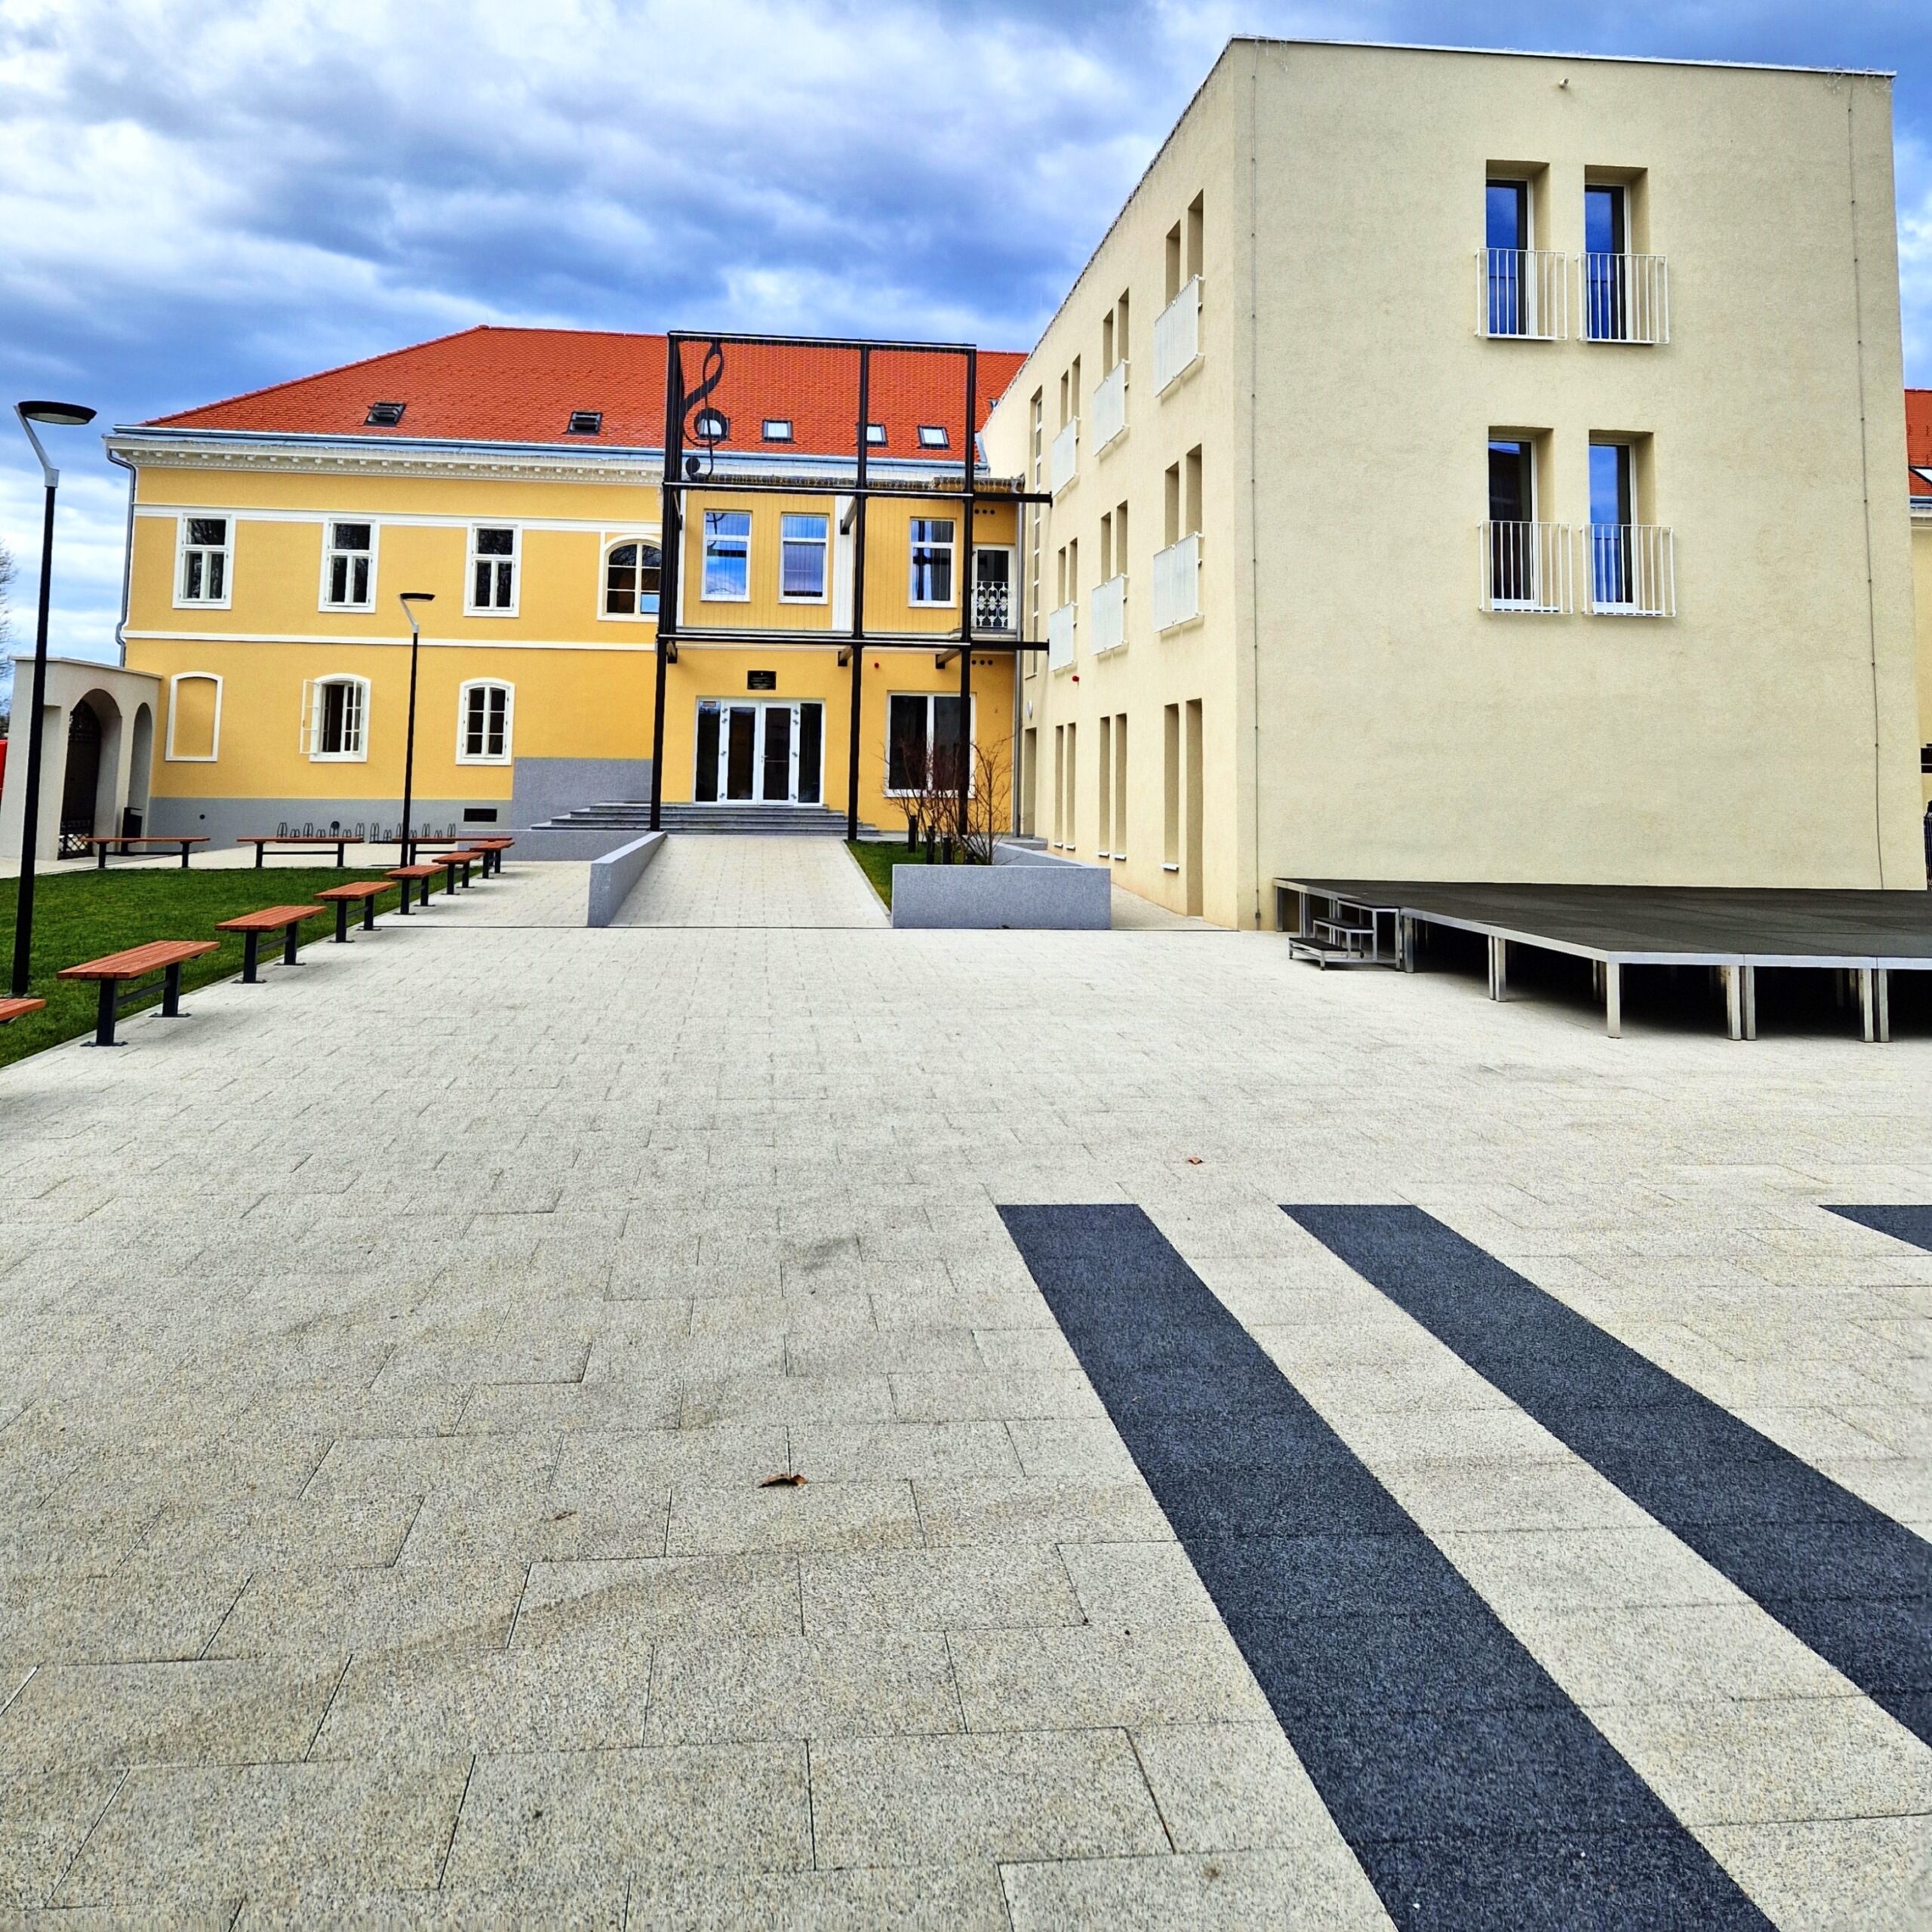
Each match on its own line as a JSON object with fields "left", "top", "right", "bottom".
{"left": 166, "top": 672, "right": 223, "bottom": 761}
{"left": 604, "top": 539, "right": 661, "bottom": 617}
{"left": 304, "top": 675, "right": 369, "bottom": 761}
{"left": 457, "top": 680, "right": 513, "bottom": 763}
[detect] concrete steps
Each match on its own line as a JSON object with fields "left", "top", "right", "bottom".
{"left": 526, "top": 802, "right": 876, "bottom": 838}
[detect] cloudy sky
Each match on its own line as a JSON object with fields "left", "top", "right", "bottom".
{"left": 2, "top": 0, "right": 1928, "bottom": 671}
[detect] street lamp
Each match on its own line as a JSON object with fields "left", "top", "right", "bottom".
{"left": 397, "top": 592, "right": 434, "bottom": 865}
{"left": 11, "top": 400, "right": 98, "bottom": 999}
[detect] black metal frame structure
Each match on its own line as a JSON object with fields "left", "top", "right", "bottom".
{"left": 650, "top": 331, "right": 1049, "bottom": 840}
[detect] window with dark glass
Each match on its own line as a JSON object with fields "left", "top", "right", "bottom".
{"left": 365, "top": 401, "right": 405, "bottom": 426}
{"left": 566, "top": 411, "right": 602, "bottom": 435}
{"left": 909, "top": 517, "right": 955, "bottom": 605}
{"left": 780, "top": 514, "right": 828, "bottom": 598}
{"left": 1585, "top": 185, "right": 1629, "bottom": 340}
{"left": 604, "top": 541, "right": 661, "bottom": 616}
{"left": 1589, "top": 441, "right": 1635, "bottom": 606}
{"left": 179, "top": 516, "right": 230, "bottom": 602}
{"left": 1487, "top": 439, "right": 1535, "bottom": 604}
{"left": 1485, "top": 180, "right": 1530, "bottom": 336}
{"left": 325, "top": 521, "right": 373, "bottom": 607}
{"left": 470, "top": 526, "right": 515, "bottom": 610}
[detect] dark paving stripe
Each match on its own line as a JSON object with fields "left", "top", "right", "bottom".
{"left": 1285, "top": 1204, "right": 1932, "bottom": 1751}
{"left": 999, "top": 1203, "right": 1768, "bottom": 1932}
{"left": 1826, "top": 1203, "right": 1932, "bottom": 1252}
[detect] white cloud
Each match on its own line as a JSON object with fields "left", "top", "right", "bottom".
{"left": 0, "top": 0, "right": 1923, "bottom": 663}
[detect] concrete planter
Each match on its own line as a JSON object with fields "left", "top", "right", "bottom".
{"left": 891, "top": 849, "right": 1110, "bottom": 929}
{"left": 586, "top": 831, "right": 666, "bottom": 925}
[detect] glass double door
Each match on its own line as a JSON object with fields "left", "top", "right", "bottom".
{"left": 694, "top": 700, "right": 823, "bottom": 805}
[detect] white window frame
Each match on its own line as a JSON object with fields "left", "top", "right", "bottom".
{"left": 164, "top": 672, "right": 223, "bottom": 762}
{"left": 701, "top": 509, "right": 752, "bottom": 602}
{"left": 303, "top": 674, "right": 371, "bottom": 762}
{"left": 599, "top": 535, "right": 662, "bottom": 622}
{"left": 917, "top": 424, "right": 949, "bottom": 449}
{"left": 319, "top": 517, "right": 379, "bottom": 612}
{"left": 884, "top": 691, "right": 977, "bottom": 796}
{"left": 174, "top": 514, "right": 233, "bottom": 610}
{"left": 762, "top": 418, "right": 794, "bottom": 442}
{"left": 778, "top": 512, "right": 829, "bottom": 603}
{"left": 908, "top": 517, "right": 957, "bottom": 608}
{"left": 466, "top": 524, "right": 520, "bottom": 617}
{"left": 456, "top": 679, "right": 515, "bottom": 764}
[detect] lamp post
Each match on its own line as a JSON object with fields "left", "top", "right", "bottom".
{"left": 11, "top": 400, "right": 98, "bottom": 999}
{"left": 397, "top": 592, "right": 434, "bottom": 865}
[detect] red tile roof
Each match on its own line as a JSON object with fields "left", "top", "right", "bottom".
{"left": 146, "top": 325, "right": 1026, "bottom": 459}
{"left": 1908, "top": 389, "right": 1932, "bottom": 467}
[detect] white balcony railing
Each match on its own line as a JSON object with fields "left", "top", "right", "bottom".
{"left": 1475, "top": 248, "right": 1568, "bottom": 340}
{"left": 1092, "top": 359, "right": 1128, "bottom": 452}
{"left": 1478, "top": 521, "right": 1573, "bottom": 614}
{"left": 1152, "top": 534, "right": 1201, "bottom": 630}
{"left": 1091, "top": 574, "right": 1127, "bottom": 655}
{"left": 1582, "top": 253, "right": 1669, "bottom": 345}
{"left": 1154, "top": 278, "right": 1201, "bottom": 392}
{"left": 1050, "top": 417, "right": 1078, "bottom": 494}
{"left": 1048, "top": 600, "right": 1077, "bottom": 670}
{"left": 1584, "top": 524, "right": 1675, "bottom": 617}
{"left": 971, "top": 573, "right": 1014, "bottom": 634}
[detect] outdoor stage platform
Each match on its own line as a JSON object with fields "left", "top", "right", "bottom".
{"left": 1275, "top": 879, "right": 1932, "bottom": 1041}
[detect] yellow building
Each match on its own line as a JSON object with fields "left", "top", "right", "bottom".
{"left": 95, "top": 326, "right": 1026, "bottom": 852}
{"left": 984, "top": 39, "right": 1926, "bottom": 925}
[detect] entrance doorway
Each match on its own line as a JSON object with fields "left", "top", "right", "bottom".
{"left": 60, "top": 700, "right": 103, "bottom": 854}
{"left": 694, "top": 700, "right": 824, "bottom": 804}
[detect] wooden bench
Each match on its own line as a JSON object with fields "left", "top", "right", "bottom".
{"left": 77, "top": 835, "right": 209, "bottom": 871}
{"left": 58, "top": 940, "right": 217, "bottom": 1046}
{"left": 313, "top": 880, "right": 390, "bottom": 943}
{"left": 468, "top": 837, "right": 513, "bottom": 876}
{"left": 385, "top": 863, "right": 446, "bottom": 912}
{"left": 214, "top": 906, "right": 325, "bottom": 983}
{"left": 0, "top": 998, "right": 46, "bottom": 1025}
{"left": 441, "top": 848, "right": 490, "bottom": 890}
{"left": 238, "top": 835, "right": 352, "bottom": 868}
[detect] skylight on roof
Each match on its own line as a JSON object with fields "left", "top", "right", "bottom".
{"left": 865, "top": 423, "right": 886, "bottom": 445}
{"left": 365, "top": 401, "right": 405, "bottom": 426}
{"left": 762, "top": 418, "right": 793, "bottom": 441}
{"left": 567, "top": 410, "right": 603, "bottom": 435}
{"left": 917, "top": 425, "right": 949, "bottom": 449}
{"left": 694, "top": 410, "right": 728, "bottom": 441}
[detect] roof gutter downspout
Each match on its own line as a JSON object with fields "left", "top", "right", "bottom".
{"left": 105, "top": 444, "right": 136, "bottom": 666}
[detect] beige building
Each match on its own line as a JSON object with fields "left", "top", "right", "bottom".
{"left": 983, "top": 39, "right": 1924, "bottom": 928}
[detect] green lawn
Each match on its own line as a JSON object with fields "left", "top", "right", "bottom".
{"left": 846, "top": 839, "right": 934, "bottom": 907}
{"left": 0, "top": 865, "right": 407, "bottom": 1067}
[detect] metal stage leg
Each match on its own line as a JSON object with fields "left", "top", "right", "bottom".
{"left": 1878, "top": 968, "right": 1890, "bottom": 1044}
{"left": 1860, "top": 968, "right": 1876, "bottom": 1044}
{"left": 1487, "top": 935, "right": 1507, "bottom": 1001}
{"left": 1725, "top": 965, "right": 1743, "bottom": 1042}
{"left": 1604, "top": 961, "right": 1621, "bottom": 1038}
{"left": 1743, "top": 964, "right": 1757, "bottom": 1040}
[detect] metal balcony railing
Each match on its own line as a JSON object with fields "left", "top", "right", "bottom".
{"left": 1154, "top": 278, "right": 1201, "bottom": 392}
{"left": 1092, "top": 360, "right": 1128, "bottom": 452}
{"left": 1091, "top": 574, "right": 1127, "bottom": 655}
{"left": 1051, "top": 418, "right": 1078, "bottom": 494}
{"left": 1583, "top": 253, "right": 1669, "bottom": 344}
{"left": 1048, "top": 600, "right": 1076, "bottom": 670}
{"left": 1152, "top": 534, "right": 1201, "bottom": 630}
{"left": 1585, "top": 524, "right": 1675, "bottom": 616}
{"left": 1478, "top": 521, "right": 1573, "bottom": 614}
{"left": 1475, "top": 248, "right": 1568, "bottom": 340}
{"left": 972, "top": 575, "right": 1014, "bottom": 633}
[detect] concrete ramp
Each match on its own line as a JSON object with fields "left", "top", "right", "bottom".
{"left": 609, "top": 835, "right": 887, "bottom": 928}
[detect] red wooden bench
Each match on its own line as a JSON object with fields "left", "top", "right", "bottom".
{"left": 385, "top": 863, "right": 446, "bottom": 913}
{"left": 214, "top": 906, "right": 325, "bottom": 983}
{"left": 238, "top": 835, "right": 352, "bottom": 868}
{"left": 0, "top": 998, "right": 46, "bottom": 1025}
{"left": 58, "top": 941, "right": 217, "bottom": 1046}
{"left": 76, "top": 835, "right": 209, "bottom": 871}
{"left": 313, "top": 880, "right": 390, "bottom": 943}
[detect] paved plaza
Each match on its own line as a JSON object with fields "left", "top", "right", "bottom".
{"left": 0, "top": 848, "right": 1927, "bottom": 1925}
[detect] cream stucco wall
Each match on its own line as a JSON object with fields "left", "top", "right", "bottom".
{"left": 986, "top": 38, "right": 1925, "bottom": 927}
